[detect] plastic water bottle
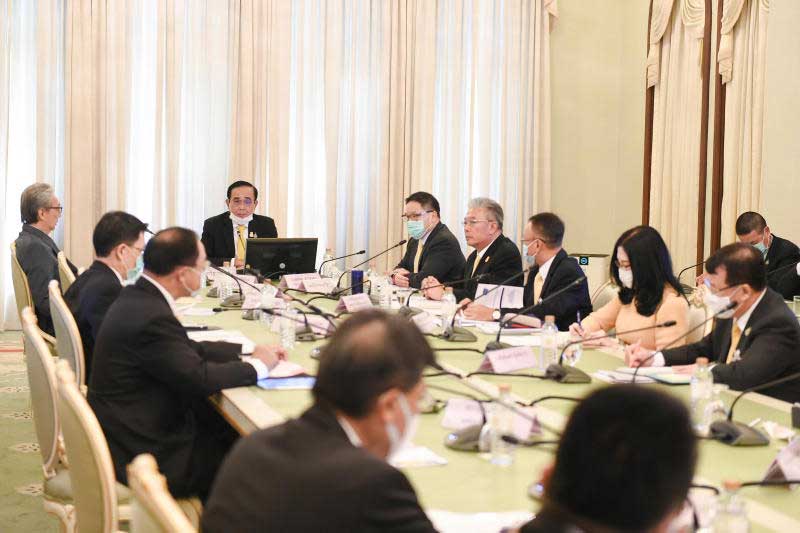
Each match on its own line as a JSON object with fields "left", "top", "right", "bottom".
{"left": 365, "top": 262, "right": 376, "bottom": 293}
{"left": 280, "top": 309, "right": 298, "bottom": 350}
{"left": 712, "top": 481, "right": 749, "bottom": 532}
{"left": 321, "top": 249, "right": 334, "bottom": 278}
{"left": 538, "top": 315, "right": 558, "bottom": 370}
{"left": 690, "top": 357, "right": 714, "bottom": 435}
{"left": 378, "top": 277, "right": 392, "bottom": 308}
{"left": 489, "top": 384, "right": 515, "bottom": 466}
{"left": 441, "top": 288, "right": 457, "bottom": 334}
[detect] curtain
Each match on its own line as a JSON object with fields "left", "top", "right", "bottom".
{"left": 719, "top": 0, "right": 770, "bottom": 244}
{"left": 647, "top": 0, "right": 706, "bottom": 271}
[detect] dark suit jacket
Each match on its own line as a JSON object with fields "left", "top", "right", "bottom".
{"left": 88, "top": 277, "right": 257, "bottom": 496}
{"left": 201, "top": 211, "right": 278, "bottom": 266}
{"left": 776, "top": 268, "right": 800, "bottom": 299}
{"left": 14, "top": 225, "right": 77, "bottom": 335}
{"left": 395, "top": 222, "right": 466, "bottom": 288}
{"left": 766, "top": 235, "right": 800, "bottom": 296}
{"left": 63, "top": 261, "right": 122, "bottom": 382}
{"left": 455, "top": 234, "right": 523, "bottom": 302}
{"left": 201, "top": 403, "right": 436, "bottom": 533}
{"left": 502, "top": 249, "right": 592, "bottom": 331}
{"left": 519, "top": 507, "right": 584, "bottom": 533}
{"left": 662, "top": 288, "right": 800, "bottom": 402}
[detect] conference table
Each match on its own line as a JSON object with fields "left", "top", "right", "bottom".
{"left": 184, "top": 289, "right": 798, "bottom": 532}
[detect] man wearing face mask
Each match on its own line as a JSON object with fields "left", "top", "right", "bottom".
{"left": 64, "top": 211, "right": 149, "bottom": 381}
{"left": 626, "top": 243, "right": 800, "bottom": 402}
{"left": 201, "top": 180, "right": 278, "bottom": 268}
{"left": 461, "top": 213, "right": 591, "bottom": 330}
{"left": 89, "top": 227, "right": 287, "bottom": 500}
{"left": 202, "top": 310, "right": 437, "bottom": 533}
{"left": 735, "top": 211, "right": 800, "bottom": 299}
{"left": 391, "top": 191, "right": 465, "bottom": 289}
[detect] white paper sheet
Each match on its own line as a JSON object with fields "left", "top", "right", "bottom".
{"left": 426, "top": 510, "right": 532, "bottom": 533}
{"left": 187, "top": 329, "right": 255, "bottom": 354}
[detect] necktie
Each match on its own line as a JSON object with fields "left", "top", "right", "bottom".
{"left": 413, "top": 242, "right": 424, "bottom": 273}
{"left": 236, "top": 225, "right": 247, "bottom": 261}
{"left": 532, "top": 271, "right": 544, "bottom": 304}
{"left": 472, "top": 254, "right": 482, "bottom": 275}
{"left": 725, "top": 323, "right": 742, "bottom": 364}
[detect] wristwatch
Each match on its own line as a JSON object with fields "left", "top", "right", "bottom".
{"left": 492, "top": 309, "right": 501, "bottom": 321}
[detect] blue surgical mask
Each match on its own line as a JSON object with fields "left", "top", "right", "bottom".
{"left": 524, "top": 253, "right": 536, "bottom": 267}
{"left": 406, "top": 220, "right": 426, "bottom": 240}
{"left": 753, "top": 241, "right": 767, "bottom": 256}
{"left": 126, "top": 255, "right": 144, "bottom": 283}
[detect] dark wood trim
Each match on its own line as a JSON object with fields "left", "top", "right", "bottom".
{"left": 642, "top": 0, "right": 655, "bottom": 225}
{"left": 695, "top": 0, "right": 713, "bottom": 275}
{"left": 710, "top": 0, "right": 726, "bottom": 252}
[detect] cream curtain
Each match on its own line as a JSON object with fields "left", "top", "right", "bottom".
{"left": 647, "top": 0, "right": 706, "bottom": 271}
{"left": 719, "top": 0, "right": 770, "bottom": 244}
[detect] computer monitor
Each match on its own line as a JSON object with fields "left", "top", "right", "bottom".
{"left": 245, "top": 238, "right": 318, "bottom": 280}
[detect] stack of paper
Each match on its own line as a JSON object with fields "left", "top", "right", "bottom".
{"left": 187, "top": 329, "right": 255, "bottom": 354}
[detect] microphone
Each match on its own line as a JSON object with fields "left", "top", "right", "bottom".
{"left": 261, "top": 308, "right": 334, "bottom": 341}
{"left": 304, "top": 277, "right": 374, "bottom": 305}
{"left": 336, "top": 240, "right": 407, "bottom": 288}
{"left": 398, "top": 273, "right": 489, "bottom": 318}
{"left": 677, "top": 260, "right": 706, "bottom": 289}
{"left": 631, "top": 300, "right": 738, "bottom": 383}
{"left": 209, "top": 263, "right": 263, "bottom": 308}
{"left": 766, "top": 259, "right": 800, "bottom": 278}
{"left": 318, "top": 249, "right": 366, "bottom": 275}
{"left": 709, "top": 370, "right": 800, "bottom": 446}
{"left": 425, "top": 382, "right": 490, "bottom": 452}
{"left": 441, "top": 267, "right": 532, "bottom": 343}
{"left": 545, "top": 320, "right": 676, "bottom": 384}
{"left": 485, "top": 276, "right": 587, "bottom": 352}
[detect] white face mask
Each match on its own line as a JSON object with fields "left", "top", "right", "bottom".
{"left": 229, "top": 213, "right": 254, "bottom": 226}
{"left": 703, "top": 289, "right": 737, "bottom": 319}
{"left": 797, "top": 262, "right": 800, "bottom": 277}
{"left": 385, "top": 394, "right": 418, "bottom": 460}
{"left": 618, "top": 267, "right": 634, "bottom": 289}
{"left": 181, "top": 268, "right": 206, "bottom": 298}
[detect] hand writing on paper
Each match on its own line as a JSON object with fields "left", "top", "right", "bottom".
{"left": 251, "top": 345, "right": 287, "bottom": 370}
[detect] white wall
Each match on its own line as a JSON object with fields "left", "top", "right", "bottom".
{"left": 550, "top": 0, "right": 649, "bottom": 257}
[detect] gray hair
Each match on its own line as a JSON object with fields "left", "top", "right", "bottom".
{"left": 468, "top": 197, "right": 504, "bottom": 230}
{"left": 20, "top": 183, "right": 55, "bottom": 224}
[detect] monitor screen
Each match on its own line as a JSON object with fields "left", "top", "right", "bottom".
{"left": 245, "top": 238, "right": 318, "bottom": 280}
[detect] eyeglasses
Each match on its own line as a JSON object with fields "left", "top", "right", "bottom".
{"left": 230, "top": 198, "right": 254, "bottom": 206}
{"left": 462, "top": 218, "right": 494, "bottom": 227}
{"left": 401, "top": 210, "right": 433, "bottom": 222}
{"left": 45, "top": 206, "right": 64, "bottom": 213}
{"left": 614, "top": 260, "right": 632, "bottom": 269}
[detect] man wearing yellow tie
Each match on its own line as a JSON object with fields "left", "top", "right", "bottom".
{"left": 200, "top": 180, "right": 278, "bottom": 267}
{"left": 626, "top": 243, "right": 800, "bottom": 403}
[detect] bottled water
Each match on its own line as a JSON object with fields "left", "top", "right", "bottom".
{"left": 690, "top": 357, "right": 714, "bottom": 435}
{"left": 378, "top": 278, "right": 392, "bottom": 308}
{"left": 280, "top": 308, "right": 298, "bottom": 350}
{"left": 441, "top": 289, "right": 457, "bottom": 334}
{"left": 564, "top": 332, "right": 583, "bottom": 366}
{"left": 365, "top": 262, "right": 376, "bottom": 294}
{"left": 712, "top": 481, "right": 749, "bottom": 532}
{"left": 320, "top": 249, "right": 334, "bottom": 278}
{"left": 538, "top": 315, "right": 558, "bottom": 370}
{"left": 489, "top": 384, "right": 515, "bottom": 466}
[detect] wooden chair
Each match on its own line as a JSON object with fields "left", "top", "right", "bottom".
{"left": 127, "top": 454, "right": 200, "bottom": 533}
{"left": 49, "top": 280, "right": 87, "bottom": 392}
{"left": 57, "top": 251, "right": 77, "bottom": 293}
{"left": 10, "top": 242, "right": 56, "bottom": 345}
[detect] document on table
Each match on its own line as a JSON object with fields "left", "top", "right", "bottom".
{"left": 613, "top": 367, "right": 691, "bottom": 385}
{"left": 187, "top": 329, "right": 255, "bottom": 354}
{"left": 389, "top": 444, "right": 448, "bottom": 468}
{"left": 594, "top": 370, "right": 656, "bottom": 384}
{"left": 181, "top": 307, "right": 216, "bottom": 317}
{"left": 473, "top": 284, "right": 524, "bottom": 309}
{"left": 426, "top": 510, "right": 532, "bottom": 533}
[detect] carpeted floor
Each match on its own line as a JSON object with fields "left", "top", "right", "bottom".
{"left": 0, "top": 331, "right": 58, "bottom": 532}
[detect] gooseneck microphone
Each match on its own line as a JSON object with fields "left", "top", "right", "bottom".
{"left": 544, "top": 320, "right": 676, "bottom": 384}
{"left": 317, "top": 249, "right": 366, "bottom": 275}
{"left": 398, "top": 273, "right": 489, "bottom": 317}
{"left": 486, "top": 276, "right": 587, "bottom": 352}
{"left": 336, "top": 240, "right": 407, "bottom": 288}
{"left": 209, "top": 263, "right": 263, "bottom": 308}
{"left": 709, "top": 370, "right": 800, "bottom": 446}
{"left": 677, "top": 260, "right": 706, "bottom": 288}
{"left": 630, "top": 300, "right": 738, "bottom": 384}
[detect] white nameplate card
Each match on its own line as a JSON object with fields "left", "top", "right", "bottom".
{"left": 441, "top": 398, "right": 485, "bottom": 430}
{"left": 763, "top": 436, "right": 800, "bottom": 486}
{"left": 336, "top": 293, "right": 373, "bottom": 313}
{"left": 301, "top": 277, "right": 337, "bottom": 294}
{"left": 411, "top": 311, "right": 438, "bottom": 334}
{"left": 305, "top": 314, "right": 335, "bottom": 336}
{"left": 280, "top": 273, "right": 321, "bottom": 290}
{"left": 478, "top": 346, "right": 538, "bottom": 373}
{"left": 473, "top": 284, "right": 524, "bottom": 309}
{"left": 241, "top": 291, "right": 263, "bottom": 310}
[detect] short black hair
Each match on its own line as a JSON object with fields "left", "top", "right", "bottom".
{"left": 705, "top": 242, "right": 766, "bottom": 291}
{"left": 612, "top": 226, "right": 684, "bottom": 316}
{"left": 312, "top": 310, "right": 435, "bottom": 418}
{"left": 547, "top": 386, "right": 696, "bottom": 531}
{"left": 227, "top": 180, "right": 258, "bottom": 200}
{"left": 92, "top": 211, "right": 148, "bottom": 257}
{"left": 143, "top": 227, "right": 200, "bottom": 276}
{"left": 528, "top": 212, "right": 565, "bottom": 247}
{"left": 404, "top": 191, "right": 440, "bottom": 216}
{"left": 735, "top": 211, "right": 767, "bottom": 235}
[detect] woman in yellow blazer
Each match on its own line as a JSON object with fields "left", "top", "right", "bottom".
{"left": 569, "top": 226, "right": 689, "bottom": 351}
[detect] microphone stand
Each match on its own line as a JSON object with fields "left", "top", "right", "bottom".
{"left": 318, "top": 249, "right": 366, "bottom": 275}
{"left": 398, "top": 274, "right": 488, "bottom": 318}
{"left": 336, "top": 240, "right": 407, "bottom": 288}
{"left": 209, "top": 263, "right": 263, "bottom": 308}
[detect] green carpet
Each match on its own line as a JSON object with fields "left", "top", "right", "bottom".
{"left": 0, "top": 331, "right": 58, "bottom": 532}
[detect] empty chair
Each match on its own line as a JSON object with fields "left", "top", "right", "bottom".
{"left": 10, "top": 242, "right": 56, "bottom": 345}
{"left": 55, "top": 359, "right": 132, "bottom": 532}
{"left": 49, "top": 279, "right": 87, "bottom": 391}
{"left": 128, "top": 454, "right": 200, "bottom": 533}
{"left": 58, "top": 251, "right": 77, "bottom": 293}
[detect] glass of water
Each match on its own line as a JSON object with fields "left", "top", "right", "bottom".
{"left": 562, "top": 334, "right": 583, "bottom": 366}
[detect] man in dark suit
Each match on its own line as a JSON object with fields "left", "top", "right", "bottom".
{"left": 391, "top": 191, "right": 465, "bottom": 289}
{"left": 776, "top": 264, "right": 800, "bottom": 299}
{"left": 64, "top": 211, "right": 148, "bottom": 381}
{"left": 14, "top": 183, "right": 77, "bottom": 335}
{"left": 515, "top": 386, "right": 696, "bottom": 533}
{"left": 627, "top": 243, "right": 800, "bottom": 403}
{"left": 200, "top": 180, "right": 278, "bottom": 267}
{"left": 463, "top": 213, "right": 591, "bottom": 330}
{"left": 736, "top": 211, "right": 800, "bottom": 299}
{"left": 202, "top": 310, "right": 437, "bottom": 533}
{"left": 422, "top": 197, "right": 522, "bottom": 303}
{"left": 89, "top": 227, "right": 286, "bottom": 499}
